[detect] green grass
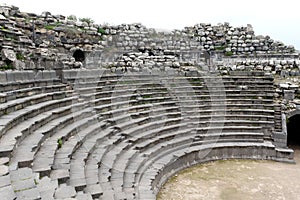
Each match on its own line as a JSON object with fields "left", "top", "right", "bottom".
{"left": 225, "top": 51, "right": 233, "bottom": 56}
{"left": 142, "top": 94, "right": 152, "bottom": 99}
{"left": 215, "top": 45, "right": 226, "bottom": 51}
{"left": 44, "top": 22, "right": 62, "bottom": 30}
{"left": 44, "top": 24, "right": 55, "bottom": 30}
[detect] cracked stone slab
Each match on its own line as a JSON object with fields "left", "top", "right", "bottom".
{"left": 54, "top": 184, "right": 76, "bottom": 199}
{"left": 0, "top": 185, "right": 16, "bottom": 200}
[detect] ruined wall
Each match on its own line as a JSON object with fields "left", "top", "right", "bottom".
{"left": 0, "top": 4, "right": 298, "bottom": 72}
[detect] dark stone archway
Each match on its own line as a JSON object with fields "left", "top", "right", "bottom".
{"left": 287, "top": 114, "right": 300, "bottom": 146}
{"left": 73, "top": 49, "right": 85, "bottom": 62}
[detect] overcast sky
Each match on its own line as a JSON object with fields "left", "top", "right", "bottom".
{"left": 1, "top": 0, "right": 300, "bottom": 49}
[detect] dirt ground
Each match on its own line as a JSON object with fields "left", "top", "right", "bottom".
{"left": 157, "top": 147, "right": 300, "bottom": 200}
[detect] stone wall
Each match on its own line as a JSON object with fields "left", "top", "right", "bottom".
{"left": 184, "top": 23, "right": 295, "bottom": 55}
{"left": 0, "top": 4, "right": 298, "bottom": 71}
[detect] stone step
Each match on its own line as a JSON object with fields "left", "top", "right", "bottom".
{"left": 67, "top": 130, "right": 117, "bottom": 191}
{"left": 0, "top": 97, "right": 79, "bottom": 158}
{"left": 0, "top": 78, "right": 61, "bottom": 93}
{"left": 69, "top": 76, "right": 273, "bottom": 91}
{"left": 65, "top": 127, "right": 118, "bottom": 193}
{"left": 64, "top": 71, "right": 273, "bottom": 81}
{"left": 137, "top": 141, "right": 276, "bottom": 199}
{"left": 50, "top": 121, "right": 107, "bottom": 184}
{"left": 82, "top": 90, "right": 170, "bottom": 100}
{"left": 36, "top": 176, "right": 58, "bottom": 200}
{"left": 32, "top": 113, "right": 99, "bottom": 177}
{"left": 83, "top": 184, "right": 103, "bottom": 199}
{"left": 91, "top": 93, "right": 274, "bottom": 108}
{"left": 74, "top": 83, "right": 274, "bottom": 96}
{"left": 106, "top": 133, "right": 265, "bottom": 197}
{"left": 93, "top": 97, "right": 274, "bottom": 117}
{"left": 54, "top": 184, "right": 76, "bottom": 199}
{"left": 228, "top": 71, "right": 267, "bottom": 77}
{"left": 2, "top": 84, "right": 67, "bottom": 102}
{"left": 85, "top": 120, "right": 267, "bottom": 196}
{"left": 10, "top": 167, "right": 41, "bottom": 200}
{"left": 8, "top": 107, "right": 93, "bottom": 170}
{"left": 0, "top": 91, "right": 69, "bottom": 117}
{"left": 80, "top": 88, "right": 274, "bottom": 102}
{"left": 275, "top": 148, "right": 294, "bottom": 162}
{"left": 0, "top": 185, "right": 16, "bottom": 200}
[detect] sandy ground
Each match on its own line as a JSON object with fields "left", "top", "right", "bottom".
{"left": 157, "top": 147, "right": 300, "bottom": 200}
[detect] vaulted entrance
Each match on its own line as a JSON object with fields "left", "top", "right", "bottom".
{"left": 73, "top": 49, "right": 85, "bottom": 62}
{"left": 287, "top": 114, "right": 300, "bottom": 146}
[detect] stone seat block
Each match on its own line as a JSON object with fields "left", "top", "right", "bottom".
{"left": 76, "top": 193, "right": 93, "bottom": 200}
{"left": 50, "top": 169, "right": 70, "bottom": 184}
{"left": 0, "top": 78, "right": 62, "bottom": 93}
{"left": 3, "top": 84, "right": 67, "bottom": 101}
{"left": 10, "top": 107, "right": 93, "bottom": 170}
{"left": 0, "top": 90, "right": 68, "bottom": 117}
{"left": 135, "top": 142, "right": 276, "bottom": 198}
{"left": 15, "top": 187, "right": 41, "bottom": 200}
{"left": 0, "top": 72, "right": 7, "bottom": 83}
{"left": 67, "top": 178, "right": 87, "bottom": 191}
{"left": 36, "top": 176, "right": 58, "bottom": 200}
{"left": 54, "top": 184, "right": 76, "bottom": 199}
{"left": 0, "top": 97, "right": 78, "bottom": 157}
{"left": 32, "top": 113, "right": 98, "bottom": 174}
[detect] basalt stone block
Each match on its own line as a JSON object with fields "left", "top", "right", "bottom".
{"left": 0, "top": 186, "right": 16, "bottom": 200}
{"left": 0, "top": 72, "right": 7, "bottom": 83}
{"left": 42, "top": 70, "right": 57, "bottom": 79}
{"left": 54, "top": 184, "right": 76, "bottom": 199}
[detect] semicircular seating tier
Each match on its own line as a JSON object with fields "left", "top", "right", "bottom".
{"left": 0, "top": 69, "right": 293, "bottom": 200}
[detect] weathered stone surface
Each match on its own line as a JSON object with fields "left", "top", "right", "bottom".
{"left": 76, "top": 193, "right": 93, "bottom": 200}
{"left": 37, "top": 176, "right": 58, "bottom": 199}
{"left": 1, "top": 49, "right": 16, "bottom": 62}
{"left": 15, "top": 187, "right": 41, "bottom": 200}
{"left": 0, "top": 175, "right": 10, "bottom": 188}
{"left": 279, "top": 83, "right": 289, "bottom": 89}
{"left": 0, "top": 157, "right": 9, "bottom": 165}
{"left": 54, "top": 185, "right": 76, "bottom": 199}
{"left": 0, "top": 165, "right": 8, "bottom": 176}
{"left": 0, "top": 186, "right": 16, "bottom": 200}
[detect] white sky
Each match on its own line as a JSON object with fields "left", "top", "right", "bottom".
{"left": 1, "top": 0, "right": 300, "bottom": 49}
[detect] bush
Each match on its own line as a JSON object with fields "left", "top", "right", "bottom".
{"left": 0, "top": 62, "right": 13, "bottom": 70}
{"left": 67, "top": 15, "right": 77, "bottom": 21}
{"left": 79, "top": 17, "right": 94, "bottom": 25}
{"left": 16, "top": 53, "right": 25, "bottom": 61}
{"left": 98, "top": 28, "right": 106, "bottom": 35}
{"left": 57, "top": 138, "right": 63, "bottom": 149}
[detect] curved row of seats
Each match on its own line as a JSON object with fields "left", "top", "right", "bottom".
{"left": 0, "top": 69, "right": 293, "bottom": 199}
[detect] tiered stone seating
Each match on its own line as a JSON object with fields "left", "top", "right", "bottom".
{"left": 0, "top": 70, "right": 80, "bottom": 199}
{"left": 0, "top": 69, "right": 293, "bottom": 200}
{"left": 57, "top": 69, "right": 282, "bottom": 199}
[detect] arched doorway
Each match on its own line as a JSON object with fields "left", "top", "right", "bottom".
{"left": 287, "top": 114, "right": 300, "bottom": 146}
{"left": 73, "top": 49, "right": 85, "bottom": 62}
